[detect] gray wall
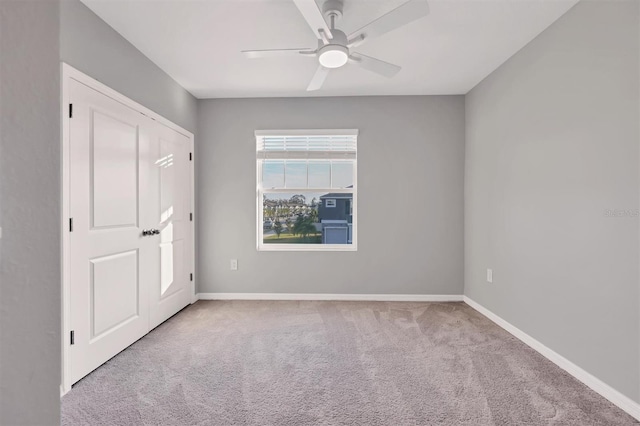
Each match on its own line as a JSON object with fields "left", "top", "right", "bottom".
{"left": 0, "top": 1, "right": 62, "bottom": 424}
{"left": 465, "top": 0, "right": 640, "bottom": 402}
{"left": 0, "top": 1, "right": 199, "bottom": 422}
{"left": 197, "top": 96, "right": 465, "bottom": 295}
{"left": 60, "top": 0, "right": 198, "bottom": 133}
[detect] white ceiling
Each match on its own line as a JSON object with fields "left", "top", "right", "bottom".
{"left": 81, "top": 0, "right": 579, "bottom": 99}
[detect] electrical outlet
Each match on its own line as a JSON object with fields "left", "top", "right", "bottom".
{"left": 486, "top": 268, "right": 493, "bottom": 283}
{"left": 230, "top": 259, "right": 238, "bottom": 271}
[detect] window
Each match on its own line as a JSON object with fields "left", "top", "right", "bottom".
{"left": 256, "top": 129, "right": 357, "bottom": 251}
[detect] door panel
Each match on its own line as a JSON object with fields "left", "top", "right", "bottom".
{"left": 149, "top": 127, "right": 192, "bottom": 329}
{"left": 90, "top": 250, "right": 139, "bottom": 339}
{"left": 91, "top": 111, "right": 138, "bottom": 229}
{"left": 69, "top": 80, "right": 152, "bottom": 384}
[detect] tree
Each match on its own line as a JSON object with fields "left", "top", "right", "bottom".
{"left": 293, "top": 215, "right": 304, "bottom": 237}
{"left": 273, "top": 220, "right": 283, "bottom": 238}
{"left": 285, "top": 218, "right": 293, "bottom": 236}
{"left": 309, "top": 209, "right": 318, "bottom": 223}
{"left": 294, "top": 216, "right": 316, "bottom": 241}
{"left": 289, "top": 194, "right": 306, "bottom": 205}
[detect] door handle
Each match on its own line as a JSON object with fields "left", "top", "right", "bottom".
{"left": 142, "top": 229, "right": 160, "bottom": 236}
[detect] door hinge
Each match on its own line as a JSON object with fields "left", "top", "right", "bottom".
{"left": 69, "top": 103, "right": 73, "bottom": 118}
{"left": 189, "top": 152, "right": 192, "bottom": 161}
{"left": 190, "top": 273, "right": 193, "bottom": 282}
{"left": 69, "top": 218, "right": 74, "bottom": 232}
{"left": 190, "top": 213, "right": 193, "bottom": 221}
{"left": 70, "top": 330, "right": 75, "bottom": 345}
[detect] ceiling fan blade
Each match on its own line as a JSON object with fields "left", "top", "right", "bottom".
{"left": 347, "top": 0, "right": 429, "bottom": 45}
{"left": 349, "top": 53, "right": 401, "bottom": 78}
{"left": 293, "top": 0, "right": 333, "bottom": 40}
{"left": 242, "top": 48, "right": 316, "bottom": 59}
{"left": 307, "top": 66, "right": 330, "bottom": 91}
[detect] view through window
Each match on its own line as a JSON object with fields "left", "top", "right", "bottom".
{"left": 256, "top": 130, "right": 357, "bottom": 251}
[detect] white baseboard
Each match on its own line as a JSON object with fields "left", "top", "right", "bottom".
{"left": 463, "top": 296, "right": 640, "bottom": 422}
{"left": 197, "top": 293, "right": 463, "bottom": 302}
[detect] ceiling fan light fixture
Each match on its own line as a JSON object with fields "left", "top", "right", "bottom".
{"left": 318, "top": 45, "right": 349, "bottom": 68}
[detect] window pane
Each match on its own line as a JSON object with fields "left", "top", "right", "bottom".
{"left": 308, "top": 161, "right": 331, "bottom": 188}
{"left": 263, "top": 191, "right": 354, "bottom": 245}
{"left": 262, "top": 160, "right": 284, "bottom": 189}
{"left": 285, "top": 161, "right": 307, "bottom": 188}
{"left": 332, "top": 161, "right": 354, "bottom": 188}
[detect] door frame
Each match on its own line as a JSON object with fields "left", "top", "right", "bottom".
{"left": 60, "top": 63, "right": 196, "bottom": 395}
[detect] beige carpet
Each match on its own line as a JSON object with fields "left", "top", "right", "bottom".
{"left": 62, "top": 301, "right": 637, "bottom": 425}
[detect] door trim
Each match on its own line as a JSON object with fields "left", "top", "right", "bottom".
{"left": 60, "top": 63, "right": 196, "bottom": 395}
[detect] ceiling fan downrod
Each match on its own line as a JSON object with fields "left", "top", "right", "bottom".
{"left": 322, "top": 0, "right": 343, "bottom": 30}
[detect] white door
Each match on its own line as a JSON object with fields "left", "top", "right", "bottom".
{"left": 148, "top": 123, "right": 193, "bottom": 329}
{"left": 69, "top": 80, "right": 192, "bottom": 384}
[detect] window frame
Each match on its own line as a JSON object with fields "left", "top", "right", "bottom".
{"left": 256, "top": 129, "right": 358, "bottom": 252}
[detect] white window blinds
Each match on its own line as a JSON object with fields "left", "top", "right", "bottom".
{"left": 256, "top": 130, "right": 357, "bottom": 159}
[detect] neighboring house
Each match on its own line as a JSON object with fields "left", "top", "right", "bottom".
{"left": 318, "top": 193, "right": 352, "bottom": 222}
{"left": 318, "top": 191, "right": 353, "bottom": 244}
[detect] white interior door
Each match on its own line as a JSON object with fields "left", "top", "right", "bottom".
{"left": 68, "top": 79, "right": 192, "bottom": 384}
{"left": 148, "top": 120, "right": 193, "bottom": 329}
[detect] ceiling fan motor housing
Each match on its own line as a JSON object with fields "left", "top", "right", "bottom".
{"left": 318, "top": 29, "right": 348, "bottom": 68}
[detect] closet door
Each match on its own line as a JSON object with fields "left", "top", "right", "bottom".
{"left": 69, "top": 80, "right": 156, "bottom": 384}
{"left": 148, "top": 123, "right": 192, "bottom": 329}
{"left": 68, "top": 78, "right": 193, "bottom": 385}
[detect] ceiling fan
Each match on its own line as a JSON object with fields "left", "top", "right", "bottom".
{"left": 241, "top": 0, "right": 430, "bottom": 91}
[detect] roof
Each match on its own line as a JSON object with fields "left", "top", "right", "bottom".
{"left": 320, "top": 194, "right": 353, "bottom": 200}
{"left": 321, "top": 186, "right": 353, "bottom": 199}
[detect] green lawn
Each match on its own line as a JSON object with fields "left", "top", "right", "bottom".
{"left": 264, "top": 232, "right": 321, "bottom": 244}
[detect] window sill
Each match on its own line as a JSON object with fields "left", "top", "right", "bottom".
{"left": 257, "top": 244, "right": 357, "bottom": 252}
